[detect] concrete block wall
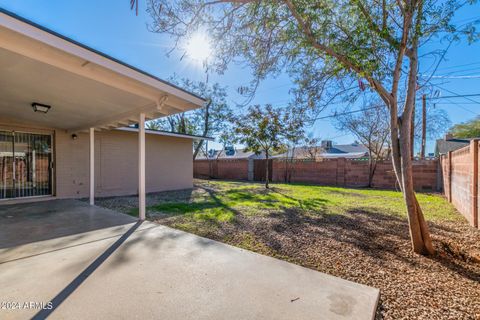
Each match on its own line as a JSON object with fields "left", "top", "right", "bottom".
{"left": 196, "top": 158, "right": 440, "bottom": 192}
{"left": 56, "top": 130, "right": 193, "bottom": 198}
{"left": 441, "top": 140, "right": 479, "bottom": 228}
{"left": 193, "top": 159, "right": 249, "bottom": 181}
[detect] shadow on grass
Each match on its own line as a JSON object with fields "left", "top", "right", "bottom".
{"left": 270, "top": 188, "right": 330, "bottom": 211}
{"left": 258, "top": 206, "right": 480, "bottom": 282}
{"left": 148, "top": 186, "right": 244, "bottom": 224}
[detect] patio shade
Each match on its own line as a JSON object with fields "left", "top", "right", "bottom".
{"left": 0, "top": 9, "right": 205, "bottom": 132}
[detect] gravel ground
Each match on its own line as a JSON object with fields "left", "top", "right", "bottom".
{"left": 94, "top": 183, "right": 480, "bottom": 320}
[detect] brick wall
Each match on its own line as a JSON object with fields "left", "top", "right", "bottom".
{"left": 441, "top": 140, "right": 479, "bottom": 228}
{"left": 55, "top": 130, "right": 193, "bottom": 198}
{"left": 195, "top": 158, "right": 440, "bottom": 191}
{"left": 271, "top": 158, "right": 438, "bottom": 191}
{"left": 193, "top": 159, "right": 249, "bottom": 181}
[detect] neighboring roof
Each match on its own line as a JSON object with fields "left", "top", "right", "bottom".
{"left": 198, "top": 144, "right": 370, "bottom": 160}
{"left": 329, "top": 144, "right": 368, "bottom": 154}
{"left": 0, "top": 8, "right": 205, "bottom": 104}
{"left": 118, "top": 127, "right": 214, "bottom": 141}
{"left": 435, "top": 138, "right": 470, "bottom": 155}
{"left": 273, "top": 144, "right": 369, "bottom": 159}
{"left": 196, "top": 148, "right": 263, "bottom": 160}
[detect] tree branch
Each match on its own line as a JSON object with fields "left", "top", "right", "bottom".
{"left": 284, "top": 0, "right": 392, "bottom": 103}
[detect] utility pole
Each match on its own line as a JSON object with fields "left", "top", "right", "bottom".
{"left": 421, "top": 94, "right": 427, "bottom": 159}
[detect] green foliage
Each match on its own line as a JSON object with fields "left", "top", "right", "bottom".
{"left": 449, "top": 116, "right": 480, "bottom": 138}
{"left": 148, "top": 77, "right": 231, "bottom": 136}
{"left": 231, "top": 104, "right": 304, "bottom": 158}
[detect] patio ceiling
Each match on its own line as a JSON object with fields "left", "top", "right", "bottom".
{"left": 0, "top": 9, "right": 205, "bottom": 132}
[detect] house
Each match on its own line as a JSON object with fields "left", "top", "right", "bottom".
{"left": 197, "top": 141, "right": 369, "bottom": 161}
{"left": 196, "top": 147, "right": 263, "bottom": 160}
{"left": 0, "top": 9, "right": 210, "bottom": 218}
{"left": 434, "top": 134, "right": 470, "bottom": 156}
{"left": 274, "top": 141, "right": 369, "bottom": 160}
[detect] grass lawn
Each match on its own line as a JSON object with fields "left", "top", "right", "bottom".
{"left": 96, "top": 179, "right": 480, "bottom": 320}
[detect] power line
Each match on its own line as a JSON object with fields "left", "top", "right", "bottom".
{"left": 433, "top": 85, "right": 480, "bottom": 104}
{"left": 426, "top": 93, "right": 480, "bottom": 100}
{"left": 425, "top": 74, "right": 480, "bottom": 79}
{"left": 434, "top": 60, "right": 480, "bottom": 72}
{"left": 443, "top": 98, "right": 480, "bottom": 115}
{"left": 312, "top": 106, "right": 377, "bottom": 121}
{"left": 311, "top": 93, "right": 480, "bottom": 121}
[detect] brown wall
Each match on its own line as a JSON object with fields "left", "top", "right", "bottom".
{"left": 195, "top": 158, "right": 440, "bottom": 192}
{"left": 55, "top": 129, "right": 193, "bottom": 198}
{"left": 441, "top": 141, "right": 479, "bottom": 228}
{"left": 194, "top": 159, "right": 249, "bottom": 180}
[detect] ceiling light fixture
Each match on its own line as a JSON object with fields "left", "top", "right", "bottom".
{"left": 31, "top": 102, "right": 51, "bottom": 114}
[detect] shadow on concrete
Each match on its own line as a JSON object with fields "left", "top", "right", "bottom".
{"left": 0, "top": 199, "right": 135, "bottom": 249}
{"left": 31, "top": 221, "right": 143, "bottom": 320}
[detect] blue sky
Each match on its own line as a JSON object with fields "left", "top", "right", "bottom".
{"left": 1, "top": 1, "right": 479, "bottom": 153}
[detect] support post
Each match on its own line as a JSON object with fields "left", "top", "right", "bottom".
{"left": 471, "top": 139, "right": 479, "bottom": 228}
{"left": 138, "top": 113, "right": 146, "bottom": 220}
{"left": 89, "top": 127, "right": 95, "bottom": 205}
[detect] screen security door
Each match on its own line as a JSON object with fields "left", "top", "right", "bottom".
{"left": 0, "top": 131, "right": 53, "bottom": 199}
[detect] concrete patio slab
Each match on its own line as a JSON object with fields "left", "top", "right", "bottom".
{"left": 0, "top": 200, "right": 379, "bottom": 320}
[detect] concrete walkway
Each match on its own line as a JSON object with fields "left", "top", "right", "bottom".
{"left": 0, "top": 200, "right": 379, "bottom": 320}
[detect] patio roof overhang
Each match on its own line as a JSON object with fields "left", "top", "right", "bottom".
{"left": 0, "top": 9, "right": 206, "bottom": 133}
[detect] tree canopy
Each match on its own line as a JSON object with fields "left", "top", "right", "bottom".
{"left": 449, "top": 116, "right": 480, "bottom": 138}
{"left": 232, "top": 104, "right": 304, "bottom": 188}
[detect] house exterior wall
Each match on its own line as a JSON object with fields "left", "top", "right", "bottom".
{"left": 0, "top": 120, "right": 193, "bottom": 199}
{"left": 55, "top": 129, "right": 193, "bottom": 198}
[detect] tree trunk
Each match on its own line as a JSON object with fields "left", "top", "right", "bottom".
{"left": 367, "top": 150, "right": 374, "bottom": 187}
{"left": 389, "top": 40, "right": 434, "bottom": 255}
{"left": 411, "top": 100, "right": 415, "bottom": 159}
{"left": 265, "top": 151, "right": 270, "bottom": 189}
{"left": 398, "top": 124, "right": 434, "bottom": 255}
{"left": 421, "top": 94, "right": 427, "bottom": 159}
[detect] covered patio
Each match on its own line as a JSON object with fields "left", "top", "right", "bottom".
{"left": 0, "top": 8, "right": 205, "bottom": 215}
{"left": 0, "top": 200, "right": 379, "bottom": 319}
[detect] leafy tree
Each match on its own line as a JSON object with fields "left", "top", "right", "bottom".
{"left": 149, "top": 77, "right": 232, "bottom": 159}
{"left": 335, "top": 101, "right": 390, "bottom": 187}
{"left": 140, "top": 0, "right": 478, "bottom": 254}
{"left": 232, "top": 105, "right": 304, "bottom": 188}
{"left": 448, "top": 116, "right": 480, "bottom": 139}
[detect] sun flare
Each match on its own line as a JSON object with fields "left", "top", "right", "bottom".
{"left": 185, "top": 32, "right": 212, "bottom": 64}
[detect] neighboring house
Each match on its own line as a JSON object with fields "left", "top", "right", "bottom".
{"left": 274, "top": 141, "right": 369, "bottom": 160}
{"left": 197, "top": 147, "right": 263, "bottom": 160}
{"left": 0, "top": 9, "right": 209, "bottom": 218}
{"left": 198, "top": 142, "right": 368, "bottom": 161}
{"left": 434, "top": 134, "right": 471, "bottom": 156}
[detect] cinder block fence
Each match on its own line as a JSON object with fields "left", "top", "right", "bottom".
{"left": 441, "top": 140, "right": 479, "bottom": 229}
{"left": 194, "top": 158, "right": 440, "bottom": 191}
